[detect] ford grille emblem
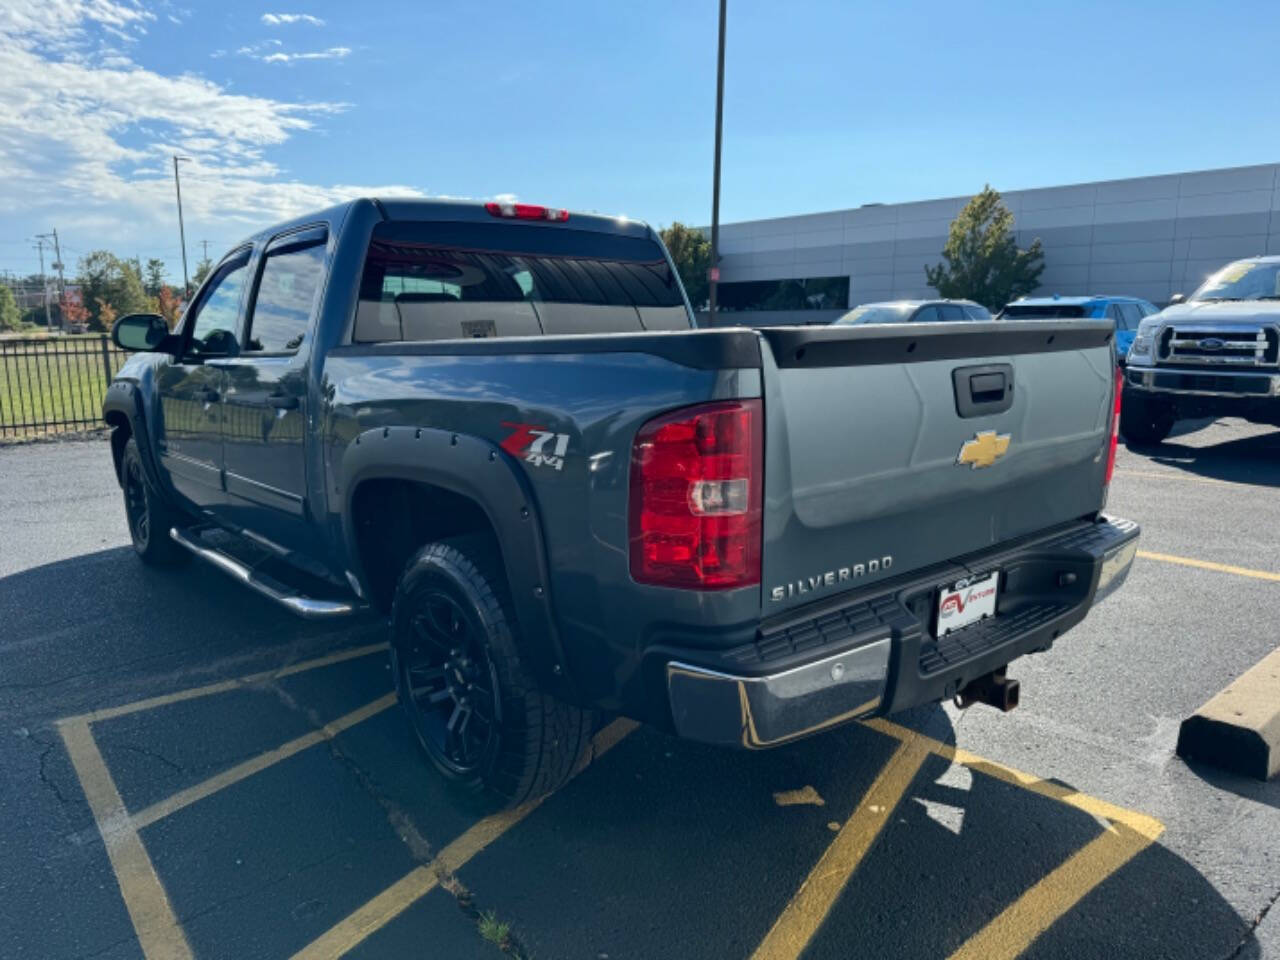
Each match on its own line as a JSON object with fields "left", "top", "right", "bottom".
{"left": 1199, "top": 337, "right": 1225, "bottom": 351}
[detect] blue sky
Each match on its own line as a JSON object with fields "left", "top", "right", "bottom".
{"left": 3, "top": 0, "right": 1280, "bottom": 284}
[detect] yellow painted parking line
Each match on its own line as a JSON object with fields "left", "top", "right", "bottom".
{"left": 60, "top": 719, "right": 194, "bottom": 960}
{"left": 132, "top": 693, "right": 397, "bottom": 830}
{"left": 947, "top": 822, "right": 1153, "bottom": 960}
{"left": 75, "top": 642, "right": 389, "bottom": 725}
{"left": 292, "top": 718, "right": 640, "bottom": 960}
{"left": 1137, "top": 550, "right": 1280, "bottom": 585}
{"left": 869, "top": 718, "right": 1164, "bottom": 841}
{"left": 749, "top": 730, "right": 933, "bottom": 960}
{"left": 750, "top": 719, "right": 1165, "bottom": 960}
{"left": 290, "top": 864, "right": 440, "bottom": 960}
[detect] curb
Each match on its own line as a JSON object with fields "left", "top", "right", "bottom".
{"left": 1176, "top": 647, "right": 1280, "bottom": 781}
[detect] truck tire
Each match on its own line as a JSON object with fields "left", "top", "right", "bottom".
{"left": 390, "top": 536, "right": 594, "bottom": 808}
{"left": 121, "top": 436, "right": 189, "bottom": 566}
{"left": 1120, "top": 391, "right": 1175, "bottom": 446}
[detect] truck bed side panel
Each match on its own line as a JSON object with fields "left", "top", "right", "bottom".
{"left": 322, "top": 341, "right": 762, "bottom": 712}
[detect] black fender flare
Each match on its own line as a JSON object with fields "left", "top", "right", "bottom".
{"left": 102, "top": 379, "right": 170, "bottom": 497}
{"left": 339, "top": 426, "right": 579, "bottom": 703}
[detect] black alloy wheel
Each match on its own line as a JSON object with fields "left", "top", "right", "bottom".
{"left": 123, "top": 452, "right": 151, "bottom": 551}
{"left": 120, "top": 435, "right": 188, "bottom": 566}
{"left": 399, "top": 587, "right": 501, "bottom": 777}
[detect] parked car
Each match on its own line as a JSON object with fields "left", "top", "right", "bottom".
{"left": 1000, "top": 295, "right": 1159, "bottom": 359}
{"left": 101, "top": 198, "right": 1139, "bottom": 807}
{"left": 834, "top": 299, "right": 992, "bottom": 325}
{"left": 1123, "top": 256, "right": 1280, "bottom": 443}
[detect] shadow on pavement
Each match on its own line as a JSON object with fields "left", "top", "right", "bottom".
{"left": 1178, "top": 754, "right": 1280, "bottom": 813}
{"left": 1, "top": 547, "right": 1267, "bottom": 960}
{"left": 457, "top": 711, "right": 1259, "bottom": 960}
{"left": 0, "top": 545, "right": 382, "bottom": 724}
{"left": 1126, "top": 424, "right": 1280, "bottom": 488}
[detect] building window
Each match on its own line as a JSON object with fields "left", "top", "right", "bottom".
{"left": 716, "top": 276, "right": 849, "bottom": 312}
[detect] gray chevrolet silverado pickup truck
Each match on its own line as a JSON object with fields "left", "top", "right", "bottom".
{"left": 1123, "top": 256, "right": 1280, "bottom": 443}
{"left": 102, "top": 197, "right": 1139, "bottom": 806}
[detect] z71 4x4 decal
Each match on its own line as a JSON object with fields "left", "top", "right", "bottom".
{"left": 501, "top": 422, "right": 571, "bottom": 471}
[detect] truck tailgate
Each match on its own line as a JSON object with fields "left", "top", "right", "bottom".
{"left": 758, "top": 321, "right": 1116, "bottom": 614}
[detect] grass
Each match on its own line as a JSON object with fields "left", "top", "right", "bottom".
{"left": 477, "top": 910, "right": 512, "bottom": 948}
{"left": 0, "top": 335, "right": 127, "bottom": 438}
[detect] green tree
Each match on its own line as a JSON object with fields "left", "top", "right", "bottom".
{"left": 75, "top": 251, "right": 152, "bottom": 331}
{"left": 659, "top": 222, "right": 711, "bottom": 311}
{"left": 117, "top": 259, "right": 149, "bottom": 316}
{"left": 144, "top": 258, "right": 167, "bottom": 298}
{"left": 0, "top": 283, "right": 20, "bottom": 331}
{"left": 925, "top": 185, "right": 1045, "bottom": 311}
{"left": 191, "top": 256, "right": 213, "bottom": 291}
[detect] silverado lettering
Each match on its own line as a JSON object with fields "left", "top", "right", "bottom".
{"left": 770, "top": 555, "right": 895, "bottom": 602}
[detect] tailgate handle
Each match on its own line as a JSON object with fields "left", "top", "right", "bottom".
{"left": 953, "top": 363, "right": 1014, "bottom": 418}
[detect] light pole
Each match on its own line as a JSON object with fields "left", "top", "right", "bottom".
{"left": 708, "top": 0, "right": 727, "bottom": 326}
{"left": 172, "top": 155, "right": 192, "bottom": 297}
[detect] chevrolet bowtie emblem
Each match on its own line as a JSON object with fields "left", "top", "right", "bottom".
{"left": 956, "top": 431, "right": 1011, "bottom": 469}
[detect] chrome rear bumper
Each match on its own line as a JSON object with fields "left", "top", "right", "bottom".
{"left": 666, "top": 639, "right": 890, "bottom": 749}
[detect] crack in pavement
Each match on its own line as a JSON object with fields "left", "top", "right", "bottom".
{"left": 1225, "top": 883, "right": 1280, "bottom": 960}
{"left": 264, "top": 679, "right": 532, "bottom": 957}
{"left": 109, "top": 741, "right": 187, "bottom": 776}
{"left": 21, "top": 726, "right": 72, "bottom": 806}
{"left": 266, "top": 681, "right": 436, "bottom": 863}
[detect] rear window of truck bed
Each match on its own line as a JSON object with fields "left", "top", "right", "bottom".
{"left": 354, "top": 221, "right": 691, "bottom": 342}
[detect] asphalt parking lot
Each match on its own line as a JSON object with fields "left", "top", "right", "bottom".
{"left": 2, "top": 422, "right": 1278, "bottom": 960}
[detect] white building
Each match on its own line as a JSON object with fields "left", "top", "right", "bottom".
{"left": 707, "top": 162, "right": 1280, "bottom": 323}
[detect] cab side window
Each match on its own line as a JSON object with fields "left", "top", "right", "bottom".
{"left": 186, "top": 252, "right": 250, "bottom": 358}
{"left": 1118, "top": 303, "right": 1143, "bottom": 330}
{"left": 244, "top": 229, "right": 328, "bottom": 354}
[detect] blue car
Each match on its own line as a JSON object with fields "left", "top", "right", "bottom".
{"left": 1000, "top": 295, "right": 1159, "bottom": 359}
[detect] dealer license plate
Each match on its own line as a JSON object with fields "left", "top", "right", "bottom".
{"left": 935, "top": 571, "right": 1000, "bottom": 636}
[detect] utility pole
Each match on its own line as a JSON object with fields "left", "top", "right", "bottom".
{"left": 51, "top": 228, "right": 65, "bottom": 329}
{"left": 707, "top": 0, "right": 727, "bottom": 326}
{"left": 33, "top": 237, "right": 51, "bottom": 329}
{"left": 173, "top": 155, "right": 192, "bottom": 297}
{"left": 200, "top": 239, "right": 211, "bottom": 263}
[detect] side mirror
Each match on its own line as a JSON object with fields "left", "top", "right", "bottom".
{"left": 1169, "top": 293, "right": 1186, "bottom": 305}
{"left": 112, "top": 313, "right": 177, "bottom": 353}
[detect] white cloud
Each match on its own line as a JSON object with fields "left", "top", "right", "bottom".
{"left": 261, "top": 13, "right": 325, "bottom": 26}
{"left": 0, "top": 0, "right": 425, "bottom": 262}
{"left": 260, "top": 46, "right": 350, "bottom": 64}
{"left": 235, "top": 38, "right": 282, "bottom": 56}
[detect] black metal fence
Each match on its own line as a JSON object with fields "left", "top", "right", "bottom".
{"left": 0, "top": 335, "right": 129, "bottom": 438}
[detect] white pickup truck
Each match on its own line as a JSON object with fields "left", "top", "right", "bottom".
{"left": 1123, "top": 256, "right": 1280, "bottom": 443}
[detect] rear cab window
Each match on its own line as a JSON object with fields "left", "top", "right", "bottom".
{"left": 354, "top": 221, "right": 691, "bottom": 342}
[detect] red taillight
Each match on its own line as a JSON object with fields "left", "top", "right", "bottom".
{"left": 629, "top": 400, "right": 763, "bottom": 590}
{"left": 1105, "top": 367, "right": 1122, "bottom": 487}
{"left": 484, "top": 201, "right": 569, "bottom": 222}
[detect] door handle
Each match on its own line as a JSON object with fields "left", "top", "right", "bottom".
{"left": 952, "top": 363, "right": 1014, "bottom": 418}
{"left": 267, "top": 393, "right": 299, "bottom": 410}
